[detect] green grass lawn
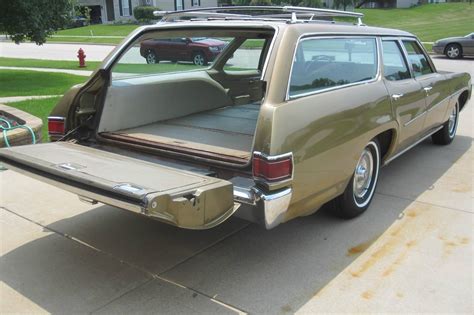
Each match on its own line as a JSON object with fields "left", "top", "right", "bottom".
{"left": 358, "top": 3, "right": 474, "bottom": 42}
{"left": 49, "top": 36, "right": 125, "bottom": 44}
{"left": 0, "top": 57, "right": 101, "bottom": 71}
{"left": 56, "top": 24, "right": 138, "bottom": 37}
{"left": 47, "top": 3, "right": 472, "bottom": 46}
{"left": 0, "top": 70, "right": 86, "bottom": 97}
{"left": 7, "top": 97, "right": 61, "bottom": 142}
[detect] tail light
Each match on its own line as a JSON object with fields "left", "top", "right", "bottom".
{"left": 48, "top": 116, "right": 66, "bottom": 136}
{"left": 252, "top": 152, "right": 293, "bottom": 183}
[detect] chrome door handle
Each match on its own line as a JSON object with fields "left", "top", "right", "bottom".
{"left": 391, "top": 93, "right": 404, "bottom": 100}
{"left": 424, "top": 86, "right": 433, "bottom": 92}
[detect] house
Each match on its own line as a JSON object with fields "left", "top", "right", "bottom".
{"left": 76, "top": 0, "right": 218, "bottom": 24}
{"left": 359, "top": 0, "right": 446, "bottom": 9}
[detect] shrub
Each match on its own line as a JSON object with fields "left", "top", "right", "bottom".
{"left": 133, "top": 5, "right": 161, "bottom": 20}
{"left": 249, "top": 0, "right": 272, "bottom": 5}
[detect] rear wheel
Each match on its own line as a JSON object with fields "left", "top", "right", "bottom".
{"left": 145, "top": 49, "right": 158, "bottom": 64}
{"left": 432, "top": 102, "right": 459, "bottom": 145}
{"left": 333, "top": 140, "right": 381, "bottom": 219}
{"left": 192, "top": 52, "right": 207, "bottom": 66}
{"left": 445, "top": 44, "right": 462, "bottom": 59}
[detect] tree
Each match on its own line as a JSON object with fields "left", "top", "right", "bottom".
{"left": 333, "top": 0, "right": 354, "bottom": 10}
{"left": 298, "top": 0, "right": 323, "bottom": 7}
{"left": 249, "top": 0, "right": 273, "bottom": 5}
{"left": 0, "top": 0, "right": 72, "bottom": 45}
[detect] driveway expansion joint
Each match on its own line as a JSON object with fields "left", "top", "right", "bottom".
{"left": 374, "top": 192, "right": 473, "bottom": 214}
{"left": 0, "top": 205, "right": 250, "bottom": 314}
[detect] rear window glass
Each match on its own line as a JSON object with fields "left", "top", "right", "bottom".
{"left": 289, "top": 38, "right": 378, "bottom": 97}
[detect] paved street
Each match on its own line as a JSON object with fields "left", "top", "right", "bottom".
{"left": 0, "top": 42, "right": 261, "bottom": 70}
{"left": 1, "top": 57, "right": 473, "bottom": 313}
{"left": 0, "top": 42, "right": 114, "bottom": 61}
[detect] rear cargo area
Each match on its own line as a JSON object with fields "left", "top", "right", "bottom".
{"left": 97, "top": 69, "right": 264, "bottom": 162}
{"left": 92, "top": 29, "right": 275, "bottom": 163}
{"left": 106, "top": 104, "right": 259, "bottom": 159}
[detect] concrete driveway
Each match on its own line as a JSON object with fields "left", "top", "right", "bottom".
{"left": 1, "top": 58, "right": 473, "bottom": 314}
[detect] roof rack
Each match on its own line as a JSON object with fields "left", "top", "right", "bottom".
{"left": 154, "top": 6, "right": 365, "bottom": 25}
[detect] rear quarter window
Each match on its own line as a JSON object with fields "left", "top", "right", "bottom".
{"left": 288, "top": 37, "right": 378, "bottom": 97}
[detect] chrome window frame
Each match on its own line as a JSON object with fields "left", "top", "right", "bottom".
{"left": 285, "top": 35, "right": 381, "bottom": 101}
{"left": 399, "top": 37, "right": 437, "bottom": 78}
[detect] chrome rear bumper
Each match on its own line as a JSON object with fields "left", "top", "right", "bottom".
{"left": 234, "top": 186, "right": 292, "bottom": 229}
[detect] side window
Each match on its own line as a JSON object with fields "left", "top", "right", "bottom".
{"left": 382, "top": 40, "right": 411, "bottom": 81}
{"left": 402, "top": 40, "right": 434, "bottom": 77}
{"left": 288, "top": 38, "right": 377, "bottom": 97}
{"left": 223, "top": 39, "right": 266, "bottom": 72}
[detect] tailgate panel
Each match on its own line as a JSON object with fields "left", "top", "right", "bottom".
{"left": 0, "top": 142, "right": 238, "bottom": 229}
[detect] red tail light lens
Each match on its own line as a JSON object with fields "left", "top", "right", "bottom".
{"left": 253, "top": 152, "right": 293, "bottom": 182}
{"left": 48, "top": 117, "right": 65, "bottom": 135}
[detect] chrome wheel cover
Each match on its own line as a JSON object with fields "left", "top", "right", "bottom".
{"left": 194, "top": 54, "right": 204, "bottom": 66}
{"left": 352, "top": 141, "right": 380, "bottom": 208}
{"left": 353, "top": 148, "right": 374, "bottom": 199}
{"left": 447, "top": 46, "right": 460, "bottom": 58}
{"left": 448, "top": 103, "right": 458, "bottom": 138}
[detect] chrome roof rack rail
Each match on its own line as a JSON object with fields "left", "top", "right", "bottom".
{"left": 154, "top": 6, "right": 364, "bottom": 25}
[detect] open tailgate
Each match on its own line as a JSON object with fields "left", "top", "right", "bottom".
{"left": 0, "top": 142, "right": 239, "bottom": 229}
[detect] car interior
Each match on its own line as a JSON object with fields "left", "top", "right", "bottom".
{"left": 98, "top": 28, "right": 275, "bottom": 162}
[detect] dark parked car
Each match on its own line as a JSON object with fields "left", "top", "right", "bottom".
{"left": 432, "top": 33, "right": 474, "bottom": 59}
{"left": 140, "top": 37, "right": 227, "bottom": 66}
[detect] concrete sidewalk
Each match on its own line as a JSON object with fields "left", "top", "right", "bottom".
{"left": 0, "top": 42, "right": 114, "bottom": 61}
{"left": 0, "top": 66, "right": 93, "bottom": 76}
{"left": 0, "top": 95, "right": 62, "bottom": 103}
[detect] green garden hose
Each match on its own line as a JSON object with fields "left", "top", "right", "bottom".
{"left": 0, "top": 117, "right": 36, "bottom": 147}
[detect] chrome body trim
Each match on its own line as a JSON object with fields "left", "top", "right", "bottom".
{"left": 384, "top": 125, "right": 443, "bottom": 165}
{"left": 48, "top": 116, "right": 66, "bottom": 121}
{"left": 253, "top": 151, "right": 293, "bottom": 162}
{"left": 403, "top": 111, "right": 426, "bottom": 127}
{"left": 426, "top": 92, "right": 452, "bottom": 113}
{"left": 285, "top": 35, "right": 381, "bottom": 101}
{"left": 404, "top": 88, "right": 463, "bottom": 127}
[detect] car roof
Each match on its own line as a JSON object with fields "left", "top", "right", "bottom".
{"left": 141, "top": 19, "right": 416, "bottom": 39}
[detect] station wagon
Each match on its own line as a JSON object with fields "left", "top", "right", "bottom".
{"left": 0, "top": 6, "right": 471, "bottom": 230}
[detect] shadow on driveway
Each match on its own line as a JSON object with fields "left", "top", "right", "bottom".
{"left": 1, "top": 135, "right": 471, "bottom": 314}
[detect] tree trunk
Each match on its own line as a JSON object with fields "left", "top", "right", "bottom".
{"left": 355, "top": 0, "right": 370, "bottom": 8}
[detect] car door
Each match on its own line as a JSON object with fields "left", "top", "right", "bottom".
{"left": 0, "top": 142, "right": 238, "bottom": 229}
{"left": 462, "top": 34, "right": 474, "bottom": 55}
{"left": 381, "top": 39, "right": 427, "bottom": 149}
{"left": 401, "top": 39, "right": 451, "bottom": 131}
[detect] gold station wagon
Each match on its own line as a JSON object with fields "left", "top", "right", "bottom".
{"left": 0, "top": 7, "right": 471, "bottom": 229}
